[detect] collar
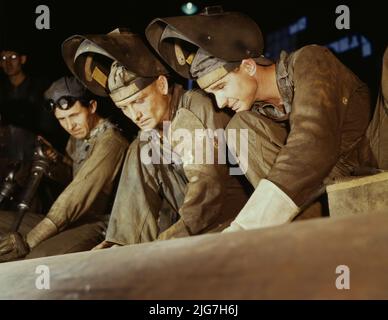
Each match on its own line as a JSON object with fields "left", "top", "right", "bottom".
{"left": 252, "top": 50, "right": 294, "bottom": 121}
{"left": 275, "top": 50, "right": 294, "bottom": 115}
{"left": 84, "top": 118, "right": 114, "bottom": 143}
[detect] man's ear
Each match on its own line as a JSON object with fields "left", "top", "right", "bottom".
{"left": 241, "top": 58, "right": 257, "bottom": 76}
{"left": 89, "top": 100, "right": 97, "bottom": 114}
{"left": 20, "top": 55, "right": 27, "bottom": 65}
{"left": 156, "top": 75, "right": 169, "bottom": 95}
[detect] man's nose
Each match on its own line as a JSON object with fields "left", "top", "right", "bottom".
{"left": 122, "top": 105, "right": 136, "bottom": 120}
{"left": 65, "top": 119, "right": 76, "bottom": 131}
{"left": 128, "top": 104, "right": 142, "bottom": 122}
{"left": 215, "top": 94, "right": 227, "bottom": 109}
{"left": 135, "top": 111, "right": 143, "bottom": 122}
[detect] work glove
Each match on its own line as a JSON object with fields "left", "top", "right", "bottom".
{"left": 223, "top": 179, "right": 300, "bottom": 232}
{"left": 0, "top": 232, "right": 30, "bottom": 263}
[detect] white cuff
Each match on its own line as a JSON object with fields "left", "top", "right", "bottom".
{"left": 26, "top": 218, "right": 58, "bottom": 249}
{"left": 223, "top": 179, "right": 299, "bottom": 232}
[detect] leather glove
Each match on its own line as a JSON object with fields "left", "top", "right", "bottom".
{"left": 0, "top": 232, "right": 30, "bottom": 263}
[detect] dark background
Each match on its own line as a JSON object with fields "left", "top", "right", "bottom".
{"left": 0, "top": 0, "right": 386, "bottom": 100}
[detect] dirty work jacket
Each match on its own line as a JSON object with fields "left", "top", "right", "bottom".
{"left": 106, "top": 85, "right": 248, "bottom": 244}
{"left": 367, "top": 46, "right": 388, "bottom": 170}
{"left": 256, "top": 45, "right": 373, "bottom": 207}
{"left": 46, "top": 119, "right": 128, "bottom": 231}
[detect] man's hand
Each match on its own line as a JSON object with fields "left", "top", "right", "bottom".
{"left": 44, "top": 148, "right": 59, "bottom": 162}
{"left": 157, "top": 219, "right": 190, "bottom": 241}
{"left": 0, "top": 232, "right": 30, "bottom": 263}
{"left": 37, "top": 136, "right": 59, "bottom": 162}
{"left": 92, "top": 240, "right": 120, "bottom": 250}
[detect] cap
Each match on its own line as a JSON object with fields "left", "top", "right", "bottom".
{"left": 108, "top": 61, "right": 156, "bottom": 105}
{"left": 62, "top": 29, "right": 169, "bottom": 97}
{"left": 145, "top": 8, "right": 272, "bottom": 83}
{"left": 44, "top": 76, "right": 86, "bottom": 102}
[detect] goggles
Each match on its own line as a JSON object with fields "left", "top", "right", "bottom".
{"left": 46, "top": 96, "right": 88, "bottom": 112}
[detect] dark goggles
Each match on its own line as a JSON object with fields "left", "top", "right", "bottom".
{"left": 46, "top": 96, "right": 88, "bottom": 111}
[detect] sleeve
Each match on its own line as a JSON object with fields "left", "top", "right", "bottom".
{"left": 46, "top": 133, "right": 128, "bottom": 231}
{"left": 267, "top": 46, "right": 347, "bottom": 206}
{"left": 382, "top": 47, "right": 388, "bottom": 101}
{"left": 46, "top": 138, "right": 73, "bottom": 185}
{"left": 158, "top": 93, "right": 229, "bottom": 240}
{"left": 47, "top": 159, "right": 73, "bottom": 186}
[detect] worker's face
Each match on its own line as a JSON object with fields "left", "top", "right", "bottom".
{"left": 54, "top": 101, "right": 97, "bottom": 139}
{"left": 114, "top": 76, "right": 171, "bottom": 131}
{"left": 204, "top": 60, "right": 258, "bottom": 112}
{"left": 0, "top": 51, "right": 26, "bottom": 77}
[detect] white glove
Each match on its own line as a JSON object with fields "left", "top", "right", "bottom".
{"left": 223, "top": 179, "right": 299, "bottom": 232}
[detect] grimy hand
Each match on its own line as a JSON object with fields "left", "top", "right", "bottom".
{"left": 44, "top": 148, "right": 59, "bottom": 162}
{"left": 37, "top": 135, "right": 58, "bottom": 162}
{"left": 92, "top": 240, "right": 119, "bottom": 250}
{"left": 0, "top": 232, "right": 30, "bottom": 263}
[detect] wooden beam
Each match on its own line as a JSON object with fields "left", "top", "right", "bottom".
{"left": 0, "top": 213, "right": 387, "bottom": 299}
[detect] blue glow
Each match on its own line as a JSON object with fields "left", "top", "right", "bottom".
{"left": 360, "top": 36, "right": 372, "bottom": 57}
{"left": 289, "top": 17, "right": 307, "bottom": 35}
{"left": 265, "top": 16, "right": 308, "bottom": 59}
{"left": 326, "top": 35, "right": 372, "bottom": 57}
{"left": 187, "top": 79, "right": 194, "bottom": 90}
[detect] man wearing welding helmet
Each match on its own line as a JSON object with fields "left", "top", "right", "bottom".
{"left": 146, "top": 7, "right": 377, "bottom": 231}
{"left": 0, "top": 76, "right": 128, "bottom": 262}
{"left": 61, "top": 29, "right": 249, "bottom": 247}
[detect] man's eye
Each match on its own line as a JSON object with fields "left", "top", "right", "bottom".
{"left": 210, "top": 84, "right": 225, "bottom": 92}
{"left": 135, "top": 98, "right": 144, "bottom": 104}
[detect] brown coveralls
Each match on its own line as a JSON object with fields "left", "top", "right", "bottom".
{"left": 0, "top": 119, "right": 128, "bottom": 258}
{"left": 105, "top": 86, "right": 250, "bottom": 245}
{"left": 367, "top": 46, "right": 388, "bottom": 169}
{"left": 227, "top": 45, "right": 375, "bottom": 209}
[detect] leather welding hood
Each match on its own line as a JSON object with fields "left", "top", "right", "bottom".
{"left": 145, "top": 7, "right": 271, "bottom": 80}
{"left": 62, "top": 29, "right": 169, "bottom": 96}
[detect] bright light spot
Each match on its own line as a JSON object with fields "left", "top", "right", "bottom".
{"left": 181, "top": 2, "right": 198, "bottom": 15}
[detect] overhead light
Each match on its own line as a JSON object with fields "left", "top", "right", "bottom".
{"left": 181, "top": 2, "right": 198, "bottom": 15}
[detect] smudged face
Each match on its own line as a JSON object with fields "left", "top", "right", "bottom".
{"left": 55, "top": 101, "right": 98, "bottom": 139}
{"left": 204, "top": 65, "right": 258, "bottom": 113}
{"left": 114, "top": 76, "right": 171, "bottom": 131}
